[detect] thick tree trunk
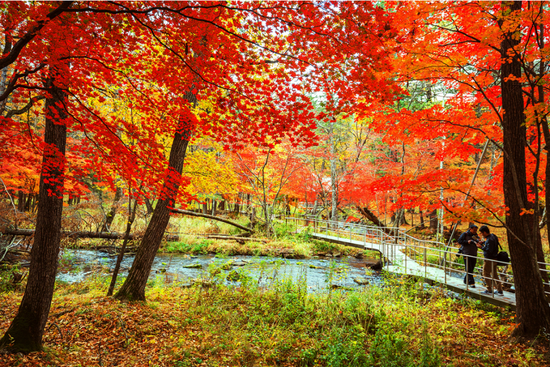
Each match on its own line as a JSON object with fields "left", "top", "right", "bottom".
{"left": 0, "top": 79, "right": 67, "bottom": 352}
{"left": 500, "top": 0, "right": 550, "bottom": 338}
{"left": 115, "top": 115, "right": 192, "bottom": 301}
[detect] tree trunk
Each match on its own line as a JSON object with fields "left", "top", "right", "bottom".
{"left": 17, "top": 191, "right": 25, "bottom": 212}
{"left": 355, "top": 205, "right": 393, "bottom": 235}
{"left": 144, "top": 197, "right": 154, "bottom": 216}
{"left": 419, "top": 209, "right": 425, "bottom": 228}
{"left": 428, "top": 209, "right": 438, "bottom": 232}
{"left": 500, "top": 0, "right": 550, "bottom": 338}
{"left": 0, "top": 78, "right": 67, "bottom": 352}
{"left": 115, "top": 110, "right": 193, "bottom": 301}
{"left": 24, "top": 193, "right": 33, "bottom": 212}
{"left": 107, "top": 198, "right": 138, "bottom": 297}
{"left": 101, "top": 185, "right": 123, "bottom": 232}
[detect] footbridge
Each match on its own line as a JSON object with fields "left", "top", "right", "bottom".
{"left": 287, "top": 217, "right": 550, "bottom": 310}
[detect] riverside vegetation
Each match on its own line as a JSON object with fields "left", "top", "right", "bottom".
{"left": 0, "top": 267, "right": 547, "bottom": 366}
{"left": 1, "top": 218, "right": 549, "bottom": 365}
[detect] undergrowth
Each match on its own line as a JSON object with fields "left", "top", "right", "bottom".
{"left": 1, "top": 271, "right": 546, "bottom": 366}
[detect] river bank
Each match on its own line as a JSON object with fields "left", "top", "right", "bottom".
{"left": 1, "top": 272, "right": 547, "bottom": 366}
{"left": 58, "top": 230, "right": 378, "bottom": 260}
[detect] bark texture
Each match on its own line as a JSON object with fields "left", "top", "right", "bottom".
{"left": 500, "top": 0, "right": 550, "bottom": 338}
{"left": 0, "top": 79, "right": 67, "bottom": 352}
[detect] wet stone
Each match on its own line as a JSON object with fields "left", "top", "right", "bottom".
{"left": 354, "top": 276, "right": 370, "bottom": 285}
{"left": 182, "top": 263, "right": 202, "bottom": 269}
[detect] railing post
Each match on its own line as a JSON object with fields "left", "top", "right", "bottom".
{"left": 405, "top": 236, "right": 407, "bottom": 275}
{"left": 444, "top": 248, "right": 447, "bottom": 285}
{"left": 424, "top": 246, "right": 427, "bottom": 279}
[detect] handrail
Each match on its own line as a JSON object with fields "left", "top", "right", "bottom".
{"left": 287, "top": 216, "right": 550, "bottom": 299}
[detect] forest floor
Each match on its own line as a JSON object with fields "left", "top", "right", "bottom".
{"left": 1, "top": 270, "right": 549, "bottom": 367}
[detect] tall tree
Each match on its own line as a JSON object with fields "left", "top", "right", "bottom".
{"left": 115, "top": 98, "right": 194, "bottom": 301}
{"left": 372, "top": 0, "right": 550, "bottom": 337}
{"left": 498, "top": 0, "right": 550, "bottom": 337}
{"left": 0, "top": 1, "right": 399, "bottom": 350}
{"left": 0, "top": 75, "right": 68, "bottom": 352}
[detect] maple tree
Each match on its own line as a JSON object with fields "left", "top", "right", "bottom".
{"left": 0, "top": 1, "right": 398, "bottom": 352}
{"left": 8, "top": 0, "right": 549, "bottom": 351}
{"left": 368, "top": 0, "right": 550, "bottom": 338}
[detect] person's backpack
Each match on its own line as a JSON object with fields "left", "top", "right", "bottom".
{"left": 495, "top": 236, "right": 510, "bottom": 265}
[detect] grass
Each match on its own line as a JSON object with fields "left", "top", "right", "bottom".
{"left": 160, "top": 236, "right": 375, "bottom": 259}
{"left": 155, "top": 218, "right": 377, "bottom": 259}
{"left": 1, "top": 271, "right": 548, "bottom": 366}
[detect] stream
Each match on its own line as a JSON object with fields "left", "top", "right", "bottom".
{"left": 56, "top": 249, "right": 383, "bottom": 291}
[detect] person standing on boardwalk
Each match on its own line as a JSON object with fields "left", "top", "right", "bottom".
{"left": 457, "top": 224, "right": 479, "bottom": 287}
{"left": 476, "top": 225, "right": 504, "bottom": 296}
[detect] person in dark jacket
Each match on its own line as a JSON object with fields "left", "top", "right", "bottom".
{"left": 457, "top": 224, "right": 479, "bottom": 287}
{"left": 476, "top": 226, "right": 503, "bottom": 295}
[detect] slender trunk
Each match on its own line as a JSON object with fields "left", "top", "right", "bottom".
{"left": 0, "top": 77, "right": 67, "bottom": 352}
{"left": 107, "top": 197, "right": 138, "bottom": 297}
{"left": 428, "top": 209, "right": 438, "bottom": 232}
{"left": 115, "top": 98, "right": 194, "bottom": 301}
{"left": 330, "top": 136, "right": 338, "bottom": 222}
{"left": 17, "top": 191, "right": 25, "bottom": 212}
{"left": 500, "top": 0, "right": 550, "bottom": 338}
{"left": 24, "top": 194, "right": 33, "bottom": 212}
{"left": 355, "top": 205, "right": 393, "bottom": 235}
{"left": 101, "top": 186, "right": 123, "bottom": 232}
{"left": 144, "top": 197, "right": 154, "bottom": 216}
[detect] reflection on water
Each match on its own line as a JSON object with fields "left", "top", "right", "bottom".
{"left": 56, "top": 249, "right": 383, "bottom": 291}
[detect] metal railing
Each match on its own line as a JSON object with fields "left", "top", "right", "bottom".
{"left": 287, "top": 217, "right": 550, "bottom": 299}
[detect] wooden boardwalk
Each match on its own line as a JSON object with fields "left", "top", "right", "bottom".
{"left": 309, "top": 231, "right": 517, "bottom": 309}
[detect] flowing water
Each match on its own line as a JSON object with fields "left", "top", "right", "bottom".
{"left": 56, "top": 249, "right": 383, "bottom": 291}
